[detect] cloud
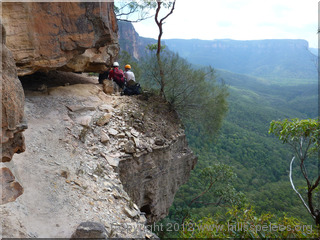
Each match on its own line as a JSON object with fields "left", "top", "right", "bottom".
{"left": 133, "top": 0, "right": 318, "bottom": 48}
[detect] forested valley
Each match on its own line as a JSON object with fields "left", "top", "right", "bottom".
{"left": 118, "top": 21, "right": 318, "bottom": 238}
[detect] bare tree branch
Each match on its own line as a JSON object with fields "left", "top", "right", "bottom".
{"left": 189, "top": 176, "right": 217, "bottom": 207}
{"left": 154, "top": 0, "right": 176, "bottom": 98}
{"left": 193, "top": 196, "right": 224, "bottom": 206}
{"left": 117, "top": 15, "right": 154, "bottom": 23}
{"left": 310, "top": 176, "right": 320, "bottom": 192}
{"left": 115, "top": 1, "right": 156, "bottom": 23}
{"left": 159, "top": 0, "right": 176, "bottom": 25}
{"left": 289, "top": 156, "right": 315, "bottom": 219}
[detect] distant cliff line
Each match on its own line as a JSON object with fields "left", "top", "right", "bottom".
{"left": 118, "top": 21, "right": 317, "bottom": 82}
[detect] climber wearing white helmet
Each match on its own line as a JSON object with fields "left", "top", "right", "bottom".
{"left": 108, "top": 62, "right": 125, "bottom": 89}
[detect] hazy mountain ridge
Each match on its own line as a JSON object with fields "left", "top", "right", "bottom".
{"left": 309, "top": 48, "right": 318, "bottom": 56}
{"left": 163, "top": 38, "right": 318, "bottom": 83}
{"left": 118, "top": 22, "right": 317, "bottom": 84}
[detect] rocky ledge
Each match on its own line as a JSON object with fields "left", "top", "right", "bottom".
{"left": 63, "top": 80, "right": 198, "bottom": 224}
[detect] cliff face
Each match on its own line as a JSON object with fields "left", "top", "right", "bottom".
{"left": 119, "top": 134, "right": 197, "bottom": 223}
{"left": 1, "top": 23, "right": 26, "bottom": 163}
{"left": 118, "top": 21, "right": 141, "bottom": 60}
{"left": 118, "top": 21, "right": 156, "bottom": 60}
{"left": 1, "top": 21, "right": 26, "bottom": 204}
{"left": 2, "top": 2, "right": 119, "bottom": 76}
{"left": 101, "top": 95, "right": 197, "bottom": 223}
{"left": 1, "top": 1, "right": 118, "bottom": 205}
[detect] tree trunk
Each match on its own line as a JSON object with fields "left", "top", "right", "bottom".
{"left": 316, "top": 213, "right": 320, "bottom": 226}
{"left": 154, "top": 0, "right": 175, "bottom": 100}
{"left": 155, "top": 1, "right": 165, "bottom": 99}
{"left": 156, "top": 51, "right": 165, "bottom": 99}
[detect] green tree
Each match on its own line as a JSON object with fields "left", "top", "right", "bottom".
{"left": 179, "top": 205, "right": 317, "bottom": 238}
{"left": 180, "top": 163, "right": 246, "bottom": 224}
{"left": 269, "top": 118, "right": 320, "bottom": 225}
{"left": 141, "top": 50, "right": 228, "bottom": 134}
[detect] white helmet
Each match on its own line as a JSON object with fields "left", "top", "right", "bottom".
{"left": 113, "top": 62, "right": 119, "bottom": 67}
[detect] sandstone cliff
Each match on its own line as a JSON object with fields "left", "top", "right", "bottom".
{"left": 1, "top": 21, "right": 26, "bottom": 204}
{"left": 1, "top": 73, "right": 196, "bottom": 237}
{"left": 118, "top": 21, "right": 156, "bottom": 60}
{"left": 1, "top": 0, "right": 118, "bottom": 209}
{"left": 2, "top": 2, "right": 119, "bottom": 76}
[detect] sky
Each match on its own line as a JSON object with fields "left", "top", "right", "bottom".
{"left": 132, "top": 0, "right": 319, "bottom": 48}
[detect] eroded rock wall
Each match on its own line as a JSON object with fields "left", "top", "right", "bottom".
{"left": 118, "top": 133, "right": 197, "bottom": 223}
{"left": 94, "top": 96, "right": 197, "bottom": 224}
{"left": 2, "top": 2, "right": 119, "bottom": 76}
{"left": 0, "top": 1, "right": 118, "bottom": 205}
{"left": 1, "top": 21, "right": 26, "bottom": 204}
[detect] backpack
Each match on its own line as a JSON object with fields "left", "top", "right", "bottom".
{"left": 98, "top": 71, "right": 109, "bottom": 84}
{"left": 113, "top": 68, "right": 125, "bottom": 85}
{"left": 123, "top": 83, "right": 142, "bottom": 96}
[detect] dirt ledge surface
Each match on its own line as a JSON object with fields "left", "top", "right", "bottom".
{"left": 1, "top": 72, "right": 165, "bottom": 238}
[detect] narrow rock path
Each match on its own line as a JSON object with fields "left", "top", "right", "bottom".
{"left": 1, "top": 73, "right": 153, "bottom": 238}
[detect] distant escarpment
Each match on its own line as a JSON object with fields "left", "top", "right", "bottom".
{"left": 163, "top": 39, "right": 318, "bottom": 81}
{"left": 118, "top": 21, "right": 157, "bottom": 60}
{"left": 2, "top": 2, "right": 119, "bottom": 76}
{"left": 119, "top": 22, "right": 317, "bottom": 82}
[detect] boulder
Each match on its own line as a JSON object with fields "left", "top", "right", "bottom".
{"left": 103, "top": 79, "right": 115, "bottom": 95}
{"left": 100, "top": 131, "right": 110, "bottom": 143}
{"left": 71, "top": 222, "right": 108, "bottom": 239}
{"left": 96, "top": 113, "right": 112, "bottom": 126}
{"left": 124, "top": 141, "right": 136, "bottom": 154}
{"left": 0, "top": 167, "right": 24, "bottom": 204}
